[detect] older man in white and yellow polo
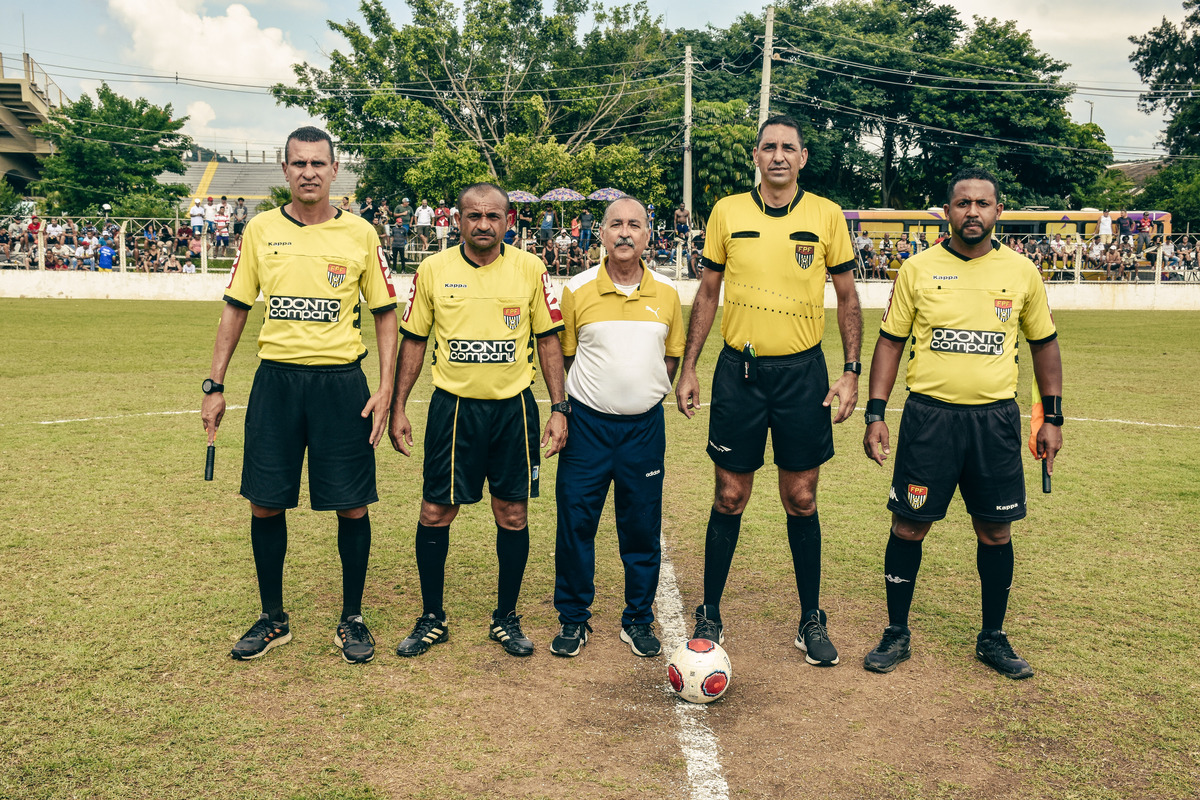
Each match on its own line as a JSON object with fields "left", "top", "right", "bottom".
{"left": 549, "top": 196, "right": 685, "bottom": 659}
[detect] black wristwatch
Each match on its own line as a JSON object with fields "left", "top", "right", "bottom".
{"left": 844, "top": 361, "right": 862, "bottom": 376}
{"left": 202, "top": 378, "right": 225, "bottom": 395}
{"left": 550, "top": 401, "right": 572, "bottom": 416}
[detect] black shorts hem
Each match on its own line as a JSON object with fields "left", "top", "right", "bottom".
{"left": 707, "top": 449, "right": 764, "bottom": 474}
{"left": 775, "top": 449, "right": 834, "bottom": 473}
{"left": 312, "top": 493, "right": 379, "bottom": 512}
{"left": 963, "top": 508, "right": 1027, "bottom": 524}
{"left": 886, "top": 501, "right": 946, "bottom": 523}
{"left": 240, "top": 491, "right": 300, "bottom": 511}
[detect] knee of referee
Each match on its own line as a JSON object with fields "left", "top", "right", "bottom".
{"left": 712, "top": 473, "right": 752, "bottom": 516}
{"left": 492, "top": 497, "right": 528, "bottom": 530}
{"left": 972, "top": 517, "right": 1012, "bottom": 545}
{"left": 891, "top": 513, "right": 932, "bottom": 541}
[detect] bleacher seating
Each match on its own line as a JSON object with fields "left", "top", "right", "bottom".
{"left": 171, "top": 160, "right": 359, "bottom": 204}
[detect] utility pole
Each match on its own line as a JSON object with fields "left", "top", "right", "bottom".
{"left": 683, "top": 45, "right": 693, "bottom": 219}
{"left": 1085, "top": 100, "right": 1094, "bottom": 124}
{"left": 755, "top": 5, "right": 775, "bottom": 185}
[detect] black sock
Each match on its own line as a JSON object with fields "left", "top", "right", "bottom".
{"left": 337, "top": 512, "right": 371, "bottom": 621}
{"left": 495, "top": 525, "right": 529, "bottom": 617}
{"left": 884, "top": 532, "right": 923, "bottom": 628}
{"left": 977, "top": 540, "right": 1014, "bottom": 632}
{"left": 415, "top": 523, "right": 450, "bottom": 616}
{"left": 250, "top": 513, "right": 287, "bottom": 621}
{"left": 702, "top": 508, "right": 743, "bottom": 610}
{"left": 786, "top": 512, "right": 821, "bottom": 617}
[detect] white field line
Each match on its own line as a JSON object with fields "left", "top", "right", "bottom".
{"left": 657, "top": 538, "right": 730, "bottom": 800}
{"left": 17, "top": 403, "right": 1199, "bottom": 431}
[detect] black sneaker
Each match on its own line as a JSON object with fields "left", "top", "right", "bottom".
{"left": 795, "top": 608, "right": 840, "bottom": 666}
{"left": 489, "top": 611, "right": 534, "bottom": 657}
{"left": 976, "top": 630, "right": 1034, "bottom": 679}
{"left": 550, "top": 621, "right": 591, "bottom": 657}
{"left": 395, "top": 612, "right": 449, "bottom": 658}
{"left": 230, "top": 612, "right": 291, "bottom": 660}
{"left": 620, "top": 623, "right": 662, "bottom": 657}
{"left": 863, "top": 624, "right": 912, "bottom": 673}
{"left": 692, "top": 604, "right": 724, "bottom": 645}
{"left": 334, "top": 615, "right": 375, "bottom": 664}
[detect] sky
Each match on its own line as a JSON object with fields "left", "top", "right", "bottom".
{"left": 0, "top": 0, "right": 1188, "bottom": 164}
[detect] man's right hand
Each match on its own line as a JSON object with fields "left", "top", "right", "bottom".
{"left": 675, "top": 369, "right": 701, "bottom": 419}
{"left": 201, "top": 393, "right": 225, "bottom": 445}
{"left": 389, "top": 407, "right": 413, "bottom": 456}
{"left": 863, "top": 421, "right": 890, "bottom": 465}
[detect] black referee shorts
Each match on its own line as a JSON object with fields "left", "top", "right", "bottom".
{"left": 887, "top": 393, "right": 1026, "bottom": 524}
{"left": 422, "top": 387, "right": 541, "bottom": 505}
{"left": 241, "top": 359, "right": 377, "bottom": 511}
{"left": 706, "top": 343, "right": 834, "bottom": 474}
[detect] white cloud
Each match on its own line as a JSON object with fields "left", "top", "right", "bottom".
{"left": 107, "top": 0, "right": 305, "bottom": 83}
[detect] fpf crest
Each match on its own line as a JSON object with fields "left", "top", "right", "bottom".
{"left": 907, "top": 484, "right": 928, "bottom": 511}
{"left": 994, "top": 298, "right": 1013, "bottom": 323}
{"left": 795, "top": 244, "right": 815, "bottom": 270}
{"left": 327, "top": 263, "right": 347, "bottom": 288}
{"left": 503, "top": 306, "right": 521, "bottom": 330}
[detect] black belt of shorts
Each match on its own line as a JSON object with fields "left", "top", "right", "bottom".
{"left": 720, "top": 342, "right": 822, "bottom": 365}
{"left": 907, "top": 392, "right": 1016, "bottom": 411}
{"left": 259, "top": 355, "right": 365, "bottom": 373}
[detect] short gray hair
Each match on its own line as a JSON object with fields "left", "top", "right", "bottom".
{"left": 601, "top": 196, "right": 650, "bottom": 228}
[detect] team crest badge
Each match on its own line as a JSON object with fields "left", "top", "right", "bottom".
{"left": 503, "top": 306, "right": 521, "bottom": 330}
{"left": 907, "top": 484, "right": 928, "bottom": 511}
{"left": 994, "top": 298, "right": 1013, "bottom": 323}
{"left": 794, "top": 244, "right": 815, "bottom": 270}
{"left": 327, "top": 263, "right": 347, "bottom": 288}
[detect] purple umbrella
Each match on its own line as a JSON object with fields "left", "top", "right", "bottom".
{"left": 587, "top": 187, "right": 625, "bottom": 201}
{"left": 507, "top": 190, "right": 539, "bottom": 203}
{"left": 540, "top": 188, "right": 586, "bottom": 202}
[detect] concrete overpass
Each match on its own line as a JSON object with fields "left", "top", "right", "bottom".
{"left": 0, "top": 52, "right": 66, "bottom": 190}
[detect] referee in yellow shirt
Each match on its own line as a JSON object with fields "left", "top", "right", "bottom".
{"left": 676, "top": 115, "right": 863, "bottom": 666}
{"left": 202, "top": 126, "right": 399, "bottom": 664}
{"left": 549, "top": 197, "right": 685, "bottom": 659}
{"left": 390, "top": 183, "right": 568, "bottom": 658}
{"left": 862, "top": 167, "right": 1063, "bottom": 679}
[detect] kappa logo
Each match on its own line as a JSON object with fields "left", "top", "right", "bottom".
{"left": 907, "top": 484, "right": 929, "bottom": 510}
{"left": 795, "top": 243, "right": 815, "bottom": 270}
{"left": 995, "top": 502, "right": 1019, "bottom": 511}
{"left": 444, "top": 283, "right": 468, "bottom": 288}
{"left": 889, "top": 486, "right": 898, "bottom": 501}
{"left": 930, "top": 327, "right": 1005, "bottom": 355}
{"left": 267, "top": 241, "right": 291, "bottom": 247}
{"left": 994, "top": 298, "right": 1013, "bottom": 323}
{"left": 327, "top": 263, "right": 347, "bottom": 288}
{"left": 503, "top": 306, "right": 521, "bottom": 330}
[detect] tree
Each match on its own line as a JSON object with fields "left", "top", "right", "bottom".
{"left": 1130, "top": 1, "right": 1200, "bottom": 156}
{"left": 402, "top": 129, "right": 492, "bottom": 203}
{"left": 31, "top": 83, "right": 191, "bottom": 214}
{"left": 0, "top": 176, "right": 22, "bottom": 216}
{"left": 1139, "top": 160, "right": 1200, "bottom": 230}
{"left": 256, "top": 186, "right": 293, "bottom": 213}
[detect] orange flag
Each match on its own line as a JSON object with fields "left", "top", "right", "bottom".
{"left": 1028, "top": 381, "right": 1044, "bottom": 459}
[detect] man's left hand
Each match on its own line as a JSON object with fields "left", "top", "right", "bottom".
{"left": 823, "top": 373, "right": 859, "bottom": 424}
{"left": 361, "top": 389, "right": 394, "bottom": 448}
{"left": 1036, "top": 424, "right": 1064, "bottom": 475}
{"left": 542, "top": 411, "right": 568, "bottom": 457}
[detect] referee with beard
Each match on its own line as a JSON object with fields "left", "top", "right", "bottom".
{"left": 861, "top": 167, "right": 1063, "bottom": 679}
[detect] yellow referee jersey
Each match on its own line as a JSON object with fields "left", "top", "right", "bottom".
{"left": 224, "top": 207, "right": 398, "bottom": 365}
{"left": 701, "top": 187, "right": 856, "bottom": 356}
{"left": 880, "top": 241, "right": 1057, "bottom": 404}
{"left": 401, "top": 243, "right": 565, "bottom": 400}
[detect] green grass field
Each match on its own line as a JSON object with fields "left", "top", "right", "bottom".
{"left": 1, "top": 299, "right": 1197, "bottom": 799}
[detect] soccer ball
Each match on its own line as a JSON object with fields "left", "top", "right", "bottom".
{"left": 667, "top": 639, "right": 732, "bottom": 704}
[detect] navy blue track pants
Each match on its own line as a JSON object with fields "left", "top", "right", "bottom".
{"left": 554, "top": 400, "right": 664, "bottom": 626}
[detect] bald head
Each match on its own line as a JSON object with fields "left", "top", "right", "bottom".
{"left": 601, "top": 196, "right": 650, "bottom": 229}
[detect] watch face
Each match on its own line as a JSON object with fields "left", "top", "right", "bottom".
{"left": 202, "top": 379, "right": 214, "bottom": 393}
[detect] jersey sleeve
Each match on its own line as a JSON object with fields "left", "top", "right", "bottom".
{"left": 664, "top": 289, "right": 685, "bottom": 358}
{"left": 222, "top": 220, "right": 260, "bottom": 308}
{"left": 825, "top": 205, "right": 857, "bottom": 275}
{"left": 400, "top": 263, "right": 434, "bottom": 340}
{"left": 531, "top": 262, "right": 565, "bottom": 338}
{"left": 360, "top": 229, "right": 398, "bottom": 313}
{"left": 558, "top": 285, "right": 578, "bottom": 357}
{"left": 700, "top": 200, "right": 728, "bottom": 272}
{"left": 879, "top": 263, "right": 915, "bottom": 342}
{"left": 1020, "top": 268, "right": 1057, "bottom": 344}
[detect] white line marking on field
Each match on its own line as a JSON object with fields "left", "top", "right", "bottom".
{"left": 657, "top": 539, "right": 730, "bottom": 800}
{"left": 858, "top": 407, "right": 1200, "bottom": 431}
{"left": 28, "top": 406, "right": 249, "bottom": 425}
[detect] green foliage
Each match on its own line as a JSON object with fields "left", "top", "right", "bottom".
{"left": 658, "top": 99, "right": 756, "bottom": 222}
{"left": 1139, "top": 159, "right": 1200, "bottom": 230}
{"left": 31, "top": 83, "right": 191, "bottom": 215}
{"left": 1072, "top": 168, "right": 1137, "bottom": 211}
{"left": 1129, "top": 1, "right": 1200, "bottom": 156}
{"left": 109, "top": 192, "right": 178, "bottom": 219}
{"left": 402, "top": 129, "right": 492, "bottom": 205}
{"left": 0, "top": 175, "right": 23, "bottom": 215}
{"left": 256, "top": 186, "right": 293, "bottom": 213}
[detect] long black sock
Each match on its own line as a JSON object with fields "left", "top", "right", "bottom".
{"left": 884, "top": 532, "right": 923, "bottom": 628}
{"left": 495, "top": 525, "right": 529, "bottom": 617}
{"left": 337, "top": 512, "right": 371, "bottom": 621}
{"left": 702, "top": 508, "right": 743, "bottom": 610}
{"left": 786, "top": 512, "right": 821, "bottom": 617}
{"left": 977, "top": 540, "right": 1014, "bottom": 632}
{"left": 250, "top": 513, "right": 287, "bottom": 621}
{"left": 415, "top": 523, "right": 450, "bottom": 616}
